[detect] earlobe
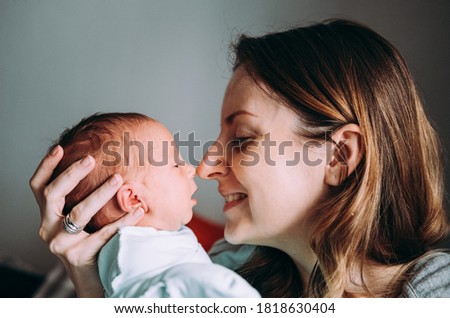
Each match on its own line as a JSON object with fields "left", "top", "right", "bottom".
{"left": 324, "top": 124, "right": 364, "bottom": 187}
{"left": 117, "top": 184, "right": 146, "bottom": 212}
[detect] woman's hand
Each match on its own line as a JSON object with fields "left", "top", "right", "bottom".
{"left": 29, "top": 145, "right": 144, "bottom": 297}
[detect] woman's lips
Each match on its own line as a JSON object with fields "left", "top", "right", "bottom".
{"left": 223, "top": 193, "right": 248, "bottom": 212}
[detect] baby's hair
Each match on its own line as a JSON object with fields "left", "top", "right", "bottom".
{"left": 49, "top": 112, "right": 154, "bottom": 232}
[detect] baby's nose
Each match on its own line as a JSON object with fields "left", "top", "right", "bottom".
{"left": 186, "top": 162, "right": 196, "bottom": 177}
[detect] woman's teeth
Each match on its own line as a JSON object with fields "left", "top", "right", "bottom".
{"left": 224, "top": 193, "right": 247, "bottom": 203}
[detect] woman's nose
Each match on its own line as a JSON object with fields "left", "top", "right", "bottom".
{"left": 197, "top": 142, "right": 228, "bottom": 180}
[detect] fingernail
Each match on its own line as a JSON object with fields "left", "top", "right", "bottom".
{"left": 50, "top": 145, "right": 60, "bottom": 156}
{"left": 80, "top": 155, "right": 93, "bottom": 167}
{"left": 109, "top": 174, "right": 122, "bottom": 186}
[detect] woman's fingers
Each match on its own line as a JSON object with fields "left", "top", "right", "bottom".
{"left": 43, "top": 155, "right": 96, "bottom": 205}
{"left": 29, "top": 145, "right": 64, "bottom": 204}
{"left": 49, "top": 208, "right": 143, "bottom": 267}
{"left": 81, "top": 207, "right": 144, "bottom": 263}
{"left": 96, "top": 207, "right": 145, "bottom": 243}
{"left": 48, "top": 230, "right": 90, "bottom": 258}
{"left": 37, "top": 155, "right": 98, "bottom": 233}
{"left": 66, "top": 174, "right": 124, "bottom": 228}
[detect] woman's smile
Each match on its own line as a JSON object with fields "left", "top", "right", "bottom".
{"left": 222, "top": 192, "right": 248, "bottom": 212}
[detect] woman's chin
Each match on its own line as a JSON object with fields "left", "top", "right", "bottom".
{"left": 224, "top": 227, "right": 249, "bottom": 245}
{"left": 224, "top": 230, "right": 239, "bottom": 245}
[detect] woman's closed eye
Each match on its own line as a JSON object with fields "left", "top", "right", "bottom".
{"left": 233, "top": 136, "right": 251, "bottom": 143}
{"left": 229, "top": 136, "right": 258, "bottom": 151}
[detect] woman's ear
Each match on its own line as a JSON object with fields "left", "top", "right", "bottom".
{"left": 116, "top": 183, "right": 147, "bottom": 212}
{"left": 325, "top": 124, "right": 365, "bottom": 186}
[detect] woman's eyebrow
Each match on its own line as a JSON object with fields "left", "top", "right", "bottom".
{"left": 225, "top": 110, "right": 257, "bottom": 125}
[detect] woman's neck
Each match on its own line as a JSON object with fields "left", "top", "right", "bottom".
{"left": 277, "top": 238, "right": 317, "bottom": 287}
{"left": 277, "top": 238, "right": 404, "bottom": 297}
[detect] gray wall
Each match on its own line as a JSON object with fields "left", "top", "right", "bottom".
{"left": 1, "top": 0, "right": 449, "bottom": 274}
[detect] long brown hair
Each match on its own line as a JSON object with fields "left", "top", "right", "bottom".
{"left": 233, "top": 19, "right": 448, "bottom": 297}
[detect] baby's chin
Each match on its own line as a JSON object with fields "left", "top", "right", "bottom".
{"left": 182, "top": 208, "right": 194, "bottom": 223}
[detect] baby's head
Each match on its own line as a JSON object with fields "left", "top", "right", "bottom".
{"left": 49, "top": 112, "right": 197, "bottom": 233}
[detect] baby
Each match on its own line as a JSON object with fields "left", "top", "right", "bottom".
{"left": 49, "top": 112, "right": 259, "bottom": 297}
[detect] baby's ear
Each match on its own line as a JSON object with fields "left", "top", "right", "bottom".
{"left": 116, "top": 183, "right": 146, "bottom": 212}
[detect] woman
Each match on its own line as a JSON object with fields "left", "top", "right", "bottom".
{"left": 30, "top": 19, "right": 450, "bottom": 297}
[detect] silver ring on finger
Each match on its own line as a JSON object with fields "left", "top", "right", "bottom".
{"left": 62, "top": 213, "right": 83, "bottom": 234}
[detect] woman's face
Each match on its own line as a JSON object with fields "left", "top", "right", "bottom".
{"left": 197, "top": 68, "right": 330, "bottom": 248}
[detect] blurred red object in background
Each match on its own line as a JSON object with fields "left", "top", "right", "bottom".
{"left": 187, "top": 213, "right": 224, "bottom": 252}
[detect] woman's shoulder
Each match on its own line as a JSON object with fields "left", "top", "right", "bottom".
{"left": 208, "top": 239, "right": 256, "bottom": 270}
{"left": 402, "top": 251, "right": 450, "bottom": 297}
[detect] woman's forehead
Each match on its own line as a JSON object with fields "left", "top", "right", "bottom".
{"left": 219, "top": 74, "right": 302, "bottom": 141}
{"left": 221, "top": 70, "right": 280, "bottom": 122}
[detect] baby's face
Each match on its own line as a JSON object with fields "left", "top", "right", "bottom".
{"left": 133, "top": 122, "right": 197, "bottom": 230}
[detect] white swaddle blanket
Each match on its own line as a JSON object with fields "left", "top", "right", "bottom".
{"left": 98, "top": 226, "right": 260, "bottom": 297}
